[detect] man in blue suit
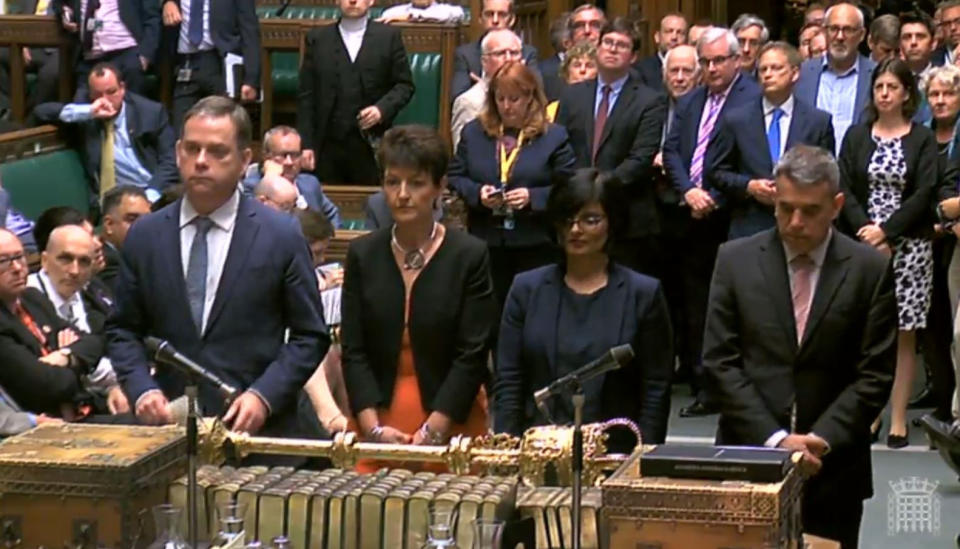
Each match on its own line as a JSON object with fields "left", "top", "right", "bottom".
{"left": 794, "top": 2, "right": 875, "bottom": 154}
{"left": 107, "top": 96, "right": 328, "bottom": 437}
{"left": 242, "top": 126, "right": 341, "bottom": 228}
{"left": 662, "top": 27, "right": 761, "bottom": 417}
{"left": 707, "top": 42, "right": 835, "bottom": 240}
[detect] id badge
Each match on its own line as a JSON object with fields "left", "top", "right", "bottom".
{"left": 176, "top": 68, "right": 192, "bottom": 82}
{"left": 86, "top": 17, "right": 100, "bottom": 32}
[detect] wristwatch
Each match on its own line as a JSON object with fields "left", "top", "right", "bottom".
{"left": 419, "top": 422, "right": 445, "bottom": 445}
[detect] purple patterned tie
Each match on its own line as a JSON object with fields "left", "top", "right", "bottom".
{"left": 688, "top": 93, "right": 724, "bottom": 188}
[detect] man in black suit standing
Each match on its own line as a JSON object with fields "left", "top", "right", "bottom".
{"left": 708, "top": 42, "right": 835, "bottom": 239}
{"left": 662, "top": 28, "right": 760, "bottom": 417}
{"left": 450, "top": 0, "right": 538, "bottom": 101}
{"left": 53, "top": 0, "right": 160, "bottom": 95}
{"left": 557, "top": 17, "right": 665, "bottom": 277}
{"left": 159, "top": 0, "right": 260, "bottom": 129}
{"left": 539, "top": 12, "right": 570, "bottom": 102}
{"left": 297, "top": 0, "right": 414, "bottom": 185}
{"left": 704, "top": 145, "right": 896, "bottom": 549}
{"left": 634, "top": 12, "right": 688, "bottom": 94}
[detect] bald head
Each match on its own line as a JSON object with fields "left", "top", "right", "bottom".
{"left": 42, "top": 225, "right": 96, "bottom": 300}
{"left": 663, "top": 44, "right": 699, "bottom": 99}
{"left": 254, "top": 174, "right": 299, "bottom": 213}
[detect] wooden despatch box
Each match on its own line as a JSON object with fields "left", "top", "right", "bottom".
{"left": 0, "top": 423, "right": 186, "bottom": 549}
{"left": 601, "top": 448, "right": 804, "bottom": 549}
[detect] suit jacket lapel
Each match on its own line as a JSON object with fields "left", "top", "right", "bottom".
{"left": 785, "top": 99, "right": 804, "bottom": 152}
{"left": 162, "top": 202, "right": 194, "bottom": 331}
{"left": 585, "top": 80, "right": 599, "bottom": 154}
{"left": 205, "top": 197, "right": 260, "bottom": 333}
{"left": 800, "top": 234, "right": 851, "bottom": 349}
{"left": 600, "top": 266, "right": 628, "bottom": 350}
{"left": 1, "top": 302, "right": 43, "bottom": 356}
{"left": 750, "top": 100, "right": 775, "bottom": 172}
{"left": 538, "top": 269, "right": 563, "bottom": 378}
{"left": 758, "top": 232, "right": 798, "bottom": 350}
{"left": 853, "top": 56, "right": 873, "bottom": 124}
{"left": 353, "top": 21, "right": 374, "bottom": 67}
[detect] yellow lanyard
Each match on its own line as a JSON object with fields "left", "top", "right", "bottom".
{"left": 498, "top": 128, "right": 525, "bottom": 184}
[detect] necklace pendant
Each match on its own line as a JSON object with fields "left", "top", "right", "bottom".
{"left": 404, "top": 250, "right": 426, "bottom": 270}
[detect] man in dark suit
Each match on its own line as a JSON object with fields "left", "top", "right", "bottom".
{"left": 107, "top": 96, "right": 329, "bottom": 437}
{"left": 297, "top": 0, "right": 414, "bottom": 186}
{"left": 634, "top": 12, "right": 688, "bottom": 94}
{"left": 932, "top": 0, "right": 960, "bottom": 66}
{"left": 159, "top": 0, "right": 260, "bottom": 129}
{"left": 98, "top": 186, "right": 151, "bottom": 290}
{"left": 662, "top": 27, "right": 760, "bottom": 416}
{"left": 708, "top": 42, "right": 835, "bottom": 239}
{"left": 52, "top": 0, "right": 160, "bottom": 95}
{"left": 34, "top": 63, "right": 177, "bottom": 205}
{"left": 795, "top": 2, "right": 876, "bottom": 153}
{"left": 450, "top": 0, "right": 538, "bottom": 101}
{"left": 0, "top": 228, "right": 102, "bottom": 419}
{"left": 556, "top": 17, "right": 665, "bottom": 277}
{"left": 539, "top": 13, "right": 570, "bottom": 102}
{"left": 704, "top": 145, "right": 896, "bottom": 548}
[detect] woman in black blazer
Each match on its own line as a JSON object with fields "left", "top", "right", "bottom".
{"left": 341, "top": 126, "right": 496, "bottom": 466}
{"left": 837, "top": 58, "right": 937, "bottom": 448}
{"left": 448, "top": 61, "right": 577, "bottom": 304}
{"left": 494, "top": 169, "right": 673, "bottom": 446}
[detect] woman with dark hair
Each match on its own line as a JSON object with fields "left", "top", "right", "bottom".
{"left": 838, "top": 57, "right": 938, "bottom": 448}
{"left": 449, "top": 61, "right": 577, "bottom": 306}
{"left": 494, "top": 168, "right": 673, "bottom": 444}
{"left": 341, "top": 126, "right": 496, "bottom": 469}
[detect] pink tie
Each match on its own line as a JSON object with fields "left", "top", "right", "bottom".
{"left": 791, "top": 254, "right": 815, "bottom": 344}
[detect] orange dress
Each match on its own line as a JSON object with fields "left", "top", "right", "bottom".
{"left": 353, "top": 227, "right": 489, "bottom": 473}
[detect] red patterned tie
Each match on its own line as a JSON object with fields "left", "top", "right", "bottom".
{"left": 14, "top": 301, "right": 50, "bottom": 356}
{"left": 592, "top": 84, "right": 612, "bottom": 164}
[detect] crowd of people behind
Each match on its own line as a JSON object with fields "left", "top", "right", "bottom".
{"left": 5, "top": 0, "right": 960, "bottom": 546}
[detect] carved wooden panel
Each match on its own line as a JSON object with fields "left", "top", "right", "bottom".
{"left": 324, "top": 185, "right": 380, "bottom": 223}
{"left": 254, "top": 0, "right": 468, "bottom": 6}
{"left": 260, "top": 19, "right": 310, "bottom": 49}
{"left": 0, "top": 15, "right": 68, "bottom": 46}
{"left": 327, "top": 229, "right": 368, "bottom": 264}
{"left": 0, "top": 125, "right": 65, "bottom": 163}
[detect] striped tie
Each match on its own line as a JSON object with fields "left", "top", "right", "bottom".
{"left": 688, "top": 93, "right": 724, "bottom": 188}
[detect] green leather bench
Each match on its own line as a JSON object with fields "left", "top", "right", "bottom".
{"left": 0, "top": 149, "right": 91, "bottom": 219}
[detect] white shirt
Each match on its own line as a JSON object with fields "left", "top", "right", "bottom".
{"left": 763, "top": 95, "right": 794, "bottom": 160}
{"left": 379, "top": 2, "right": 465, "bottom": 23}
{"left": 179, "top": 190, "right": 240, "bottom": 334}
{"left": 177, "top": 0, "right": 215, "bottom": 54}
{"left": 764, "top": 230, "right": 832, "bottom": 449}
{"left": 338, "top": 16, "right": 368, "bottom": 63}
{"left": 27, "top": 270, "right": 90, "bottom": 333}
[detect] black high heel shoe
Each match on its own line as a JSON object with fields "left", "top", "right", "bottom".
{"left": 887, "top": 429, "right": 910, "bottom": 449}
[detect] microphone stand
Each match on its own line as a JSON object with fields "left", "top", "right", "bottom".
{"left": 570, "top": 382, "right": 585, "bottom": 549}
{"left": 186, "top": 385, "right": 199, "bottom": 549}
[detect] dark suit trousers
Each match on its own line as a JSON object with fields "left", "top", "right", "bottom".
{"left": 0, "top": 47, "right": 59, "bottom": 112}
{"left": 665, "top": 208, "right": 727, "bottom": 401}
{"left": 76, "top": 46, "right": 145, "bottom": 97}
{"left": 803, "top": 494, "right": 864, "bottom": 549}
{"left": 316, "top": 130, "right": 380, "bottom": 185}
{"left": 172, "top": 50, "right": 226, "bottom": 133}
{"left": 920, "top": 237, "right": 956, "bottom": 420}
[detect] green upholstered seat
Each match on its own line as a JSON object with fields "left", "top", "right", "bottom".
{"left": 393, "top": 52, "right": 441, "bottom": 127}
{"left": 0, "top": 150, "right": 91, "bottom": 219}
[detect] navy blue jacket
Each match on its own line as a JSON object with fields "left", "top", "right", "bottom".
{"left": 107, "top": 195, "right": 329, "bottom": 436}
{"left": 448, "top": 121, "right": 576, "bottom": 248}
{"left": 633, "top": 54, "right": 664, "bottom": 94}
{"left": 707, "top": 97, "right": 835, "bottom": 239}
{"left": 495, "top": 263, "right": 673, "bottom": 443}
{"left": 539, "top": 53, "right": 565, "bottom": 102}
{"left": 662, "top": 75, "right": 762, "bottom": 202}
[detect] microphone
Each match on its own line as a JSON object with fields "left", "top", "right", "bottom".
{"left": 144, "top": 337, "right": 240, "bottom": 403}
{"left": 533, "top": 344, "right": 634, "bottom": 411}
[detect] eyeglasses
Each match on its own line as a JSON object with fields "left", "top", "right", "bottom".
{"left": 0, "top": 253, "right": 26, "bottom": 271}
{"left": 571, "top": 20, "right": 603, "bottom": 30}
{"left": 483, "top": 48, "right": 523, "bottom": 59}
{"left": 698, "top": 54, "right": 735, "bottom": 67}
{"left": 824, "top": 24, "right": 862, "bottom": 36}
{"left": 269, "top": 151, "right": 302, "bottom": 162}
{"left": 942, "top": 16, "right": 960, "bottom": 29}
{"left": 600, "top": 38, "right": 633, "bottom": 52}
{"left": 563, "top": 214, "right": 606, "bottom": 229}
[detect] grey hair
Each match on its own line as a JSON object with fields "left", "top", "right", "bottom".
{"left": 868, "top": 14, "right": 900, "bottom": 45}
{"left": 549, "top": 12, "right": 571, "bottom": 51}
{"left": 262, "top": 125, "right": 299, "bottom": 156}
{"left": 938, "top": 0, "right": 960, "bottom": 11}
{"left": 823, "top": 3, "right": 865, "bottom": 29}
{"left": 567, "top": 3, "right": 606, "bottom": 32}
{"left": 662, "top": 44, "right": 699, "bottom": 76}
{"left": 774, "top": 145, "right": 840, "bottom": 194}
{"left": 921, "top": 63, "right": 960, "bottom": 95}
{"left": 481, "top": 28, "right": 522, "bottom": 53}
{"left": 731, "top": 14, "right": 769, "bottom": 43}
{"left": 697, "top": 27, "right": 741, "bottom": 57}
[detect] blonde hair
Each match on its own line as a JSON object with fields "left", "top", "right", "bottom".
{"left": 921, "top": 63, "right": 960, "bottom": 96}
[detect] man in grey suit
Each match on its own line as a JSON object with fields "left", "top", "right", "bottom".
{"left": 450, "top": 0, "right": 538, "bottom": 100}
{"left": 794, "top": 2, "right": 876, "bottom": 153}
{"left": 704, "top": 145, "right": 896, "bottom": 548}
